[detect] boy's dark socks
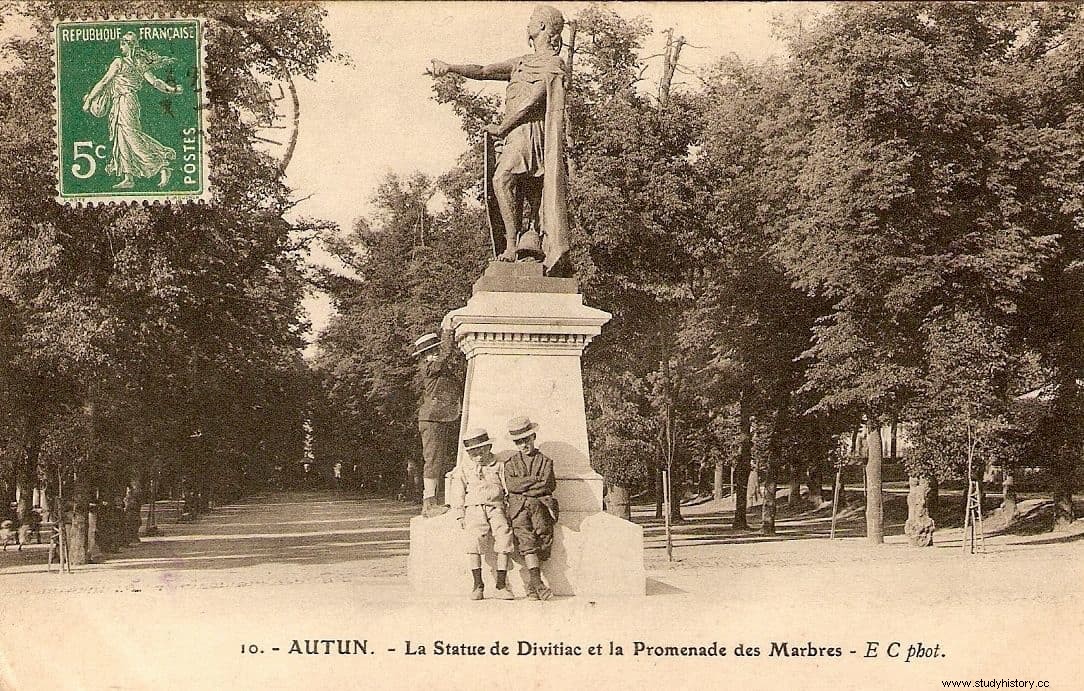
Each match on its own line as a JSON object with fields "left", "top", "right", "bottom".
{"left": 495, "top": 569, "right": 507, "bottom": 589}
{"left": 472, "top": 568, "right": 483, "bottom": 588}
{"left": 529, "top": 566, "right": 543, "bottom": 585}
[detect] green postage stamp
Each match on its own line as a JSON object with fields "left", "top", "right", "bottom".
{"left": 54, "top": 19, "right": 208, "bottom": 205}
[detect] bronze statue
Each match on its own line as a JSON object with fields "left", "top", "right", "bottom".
{"left": 431, "top": 5, "right": 571, "bottom": 277}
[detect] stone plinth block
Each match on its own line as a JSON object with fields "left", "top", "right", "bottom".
{"left": 408, "top": 510, "right": 645, "bottom": 598}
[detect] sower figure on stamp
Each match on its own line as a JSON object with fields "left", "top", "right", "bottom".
{"left": 503, "top": 416, "right": 559, "bottom": 600}
{"left": 451, "top": 428, "right": 515, "bottom": 601}
{"left": 413, "top": 330, "right": 462, "bottom": 518}
{"left": 82, "top": 32, "right": 182, "bottom": 190}
{"left": 429, "top": 4, "right": 572, "bottom": 277}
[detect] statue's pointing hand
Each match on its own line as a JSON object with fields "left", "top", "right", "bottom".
{"left": 429, "top": 59, "right": 449, "bottom": 77}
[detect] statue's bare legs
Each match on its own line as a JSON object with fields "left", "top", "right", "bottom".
{"left": 525, "top": 177, "right": 543, "bottom": 234}
{"left": 493, "top": 168, "right": 520, "bottom": 261}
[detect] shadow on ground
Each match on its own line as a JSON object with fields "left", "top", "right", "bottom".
{"left": 632, "top": 491, "right": 1084, "bottom": 549}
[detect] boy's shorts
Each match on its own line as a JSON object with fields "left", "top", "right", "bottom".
{"left": 462, "top": 504, "right": 513, "bottom": 555}
{"left": 510, "top": 499, "right": 555, "bottom": 557}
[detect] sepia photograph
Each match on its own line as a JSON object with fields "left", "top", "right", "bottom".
{"left": 0, "top": 1, "right": 1081, "bottom": 689}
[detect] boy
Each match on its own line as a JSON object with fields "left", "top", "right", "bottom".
{"left": 503, "top": 416, "right": 559, "bottom": 600}
{"left": 451, "top": 428, "right": 515, "bottom": 600}
{"left": 413, "top": 330, "right": 462, "bottom": 518}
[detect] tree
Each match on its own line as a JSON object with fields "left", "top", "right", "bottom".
{"left": 763, "top": 3, "right": 1066, "bottom": 544}
{"left": 569, "top": 7, "right": 716, "bottom": 523}
{"left": 312, "top": 171, "right": 488, "bottom": 494}
{"left": 992, "top": 3, "right": 1084, "bottom": 530}
{"left": 696, "top": 54, "right": 833, "bottom": 533}
{"left": 0, "top": 1, "right": 335, "bottom": 562}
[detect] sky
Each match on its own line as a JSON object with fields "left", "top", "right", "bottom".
{"left": 288, "top": 1, "right": 810, "bottom": 353}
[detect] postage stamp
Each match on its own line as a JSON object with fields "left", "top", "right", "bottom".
{"left": 54, "top": 18, "right": 208, "bottom": 205}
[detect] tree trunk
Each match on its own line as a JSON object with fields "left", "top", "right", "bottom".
{"left": 126, "top": 473, "right": 143, "bottom": 544}
{"left": 928, "top": 474, "right": 940, "bottom": 519}
{"left": 904, "top": 475, "right": 935, "bottom": 546}
{"left": 1052, "top": 456, "right": 1075, "bottom": 531}
{"left": 865, "top": 422, "right": 884, "bottom": 545}
{"left": 657, "top": 30, "right": 686, "bottom": 108}
{"left": 15, "top": 466, "right": 32, "bottom": 525}
{"left": 733, "top": 388, "right": 752, "bottom": 530}
{"left": 145, "top": 470, "right": 160, "bottom": 536}
{"left": 88, "top": 506, "right": 106, "bottom": 560}
{"left": 68, "top": 477, "right": 91, "bottom": 565}
{"left": 1000, "top": 466, "right": 1017, "bottom": 517}
{"left": 668, "top": 464, "right": 683, "bottom": 523}
{"left": 713, "top": 459, "right": 724, "bottom": 502}
{"left": 835, "top": 462, "right": 848, "bottom": 507}
{"left": 697, "top": 460, "right": 712, "bottom": 496}
{"left": 606, "top": 483, "right": 631, "bottom": 521}
{"left": 15, "top": 423, "right": 40, "bottom": 526}
{"left": 806, "top": 461, "right": 824, "bottom": 509}
{"left": 787, "top": 462, "right": 801, "bottom": 506}
{"left": 41, "top": 486, "right": 54, "bottom": 525}
{"left": 654, "top": 467, "right": 663, "bottom": 519}
{"left": 760, "top": 463, "right": 777, "bottom": 535}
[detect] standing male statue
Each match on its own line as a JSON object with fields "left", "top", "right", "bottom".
{"left": 430, "top": 4, "right": 572, "bottom": 277}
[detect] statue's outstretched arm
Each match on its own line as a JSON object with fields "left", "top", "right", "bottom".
{"left": 431, "top": 58, "right": 515, "bottom": 81}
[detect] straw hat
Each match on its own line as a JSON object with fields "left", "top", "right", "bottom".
{"left": 507, "top": 416, "right": 538, "bottom": 441}
{"left": 462, "top": 428, "right": 493, "bottom": 451}
{"left": 411, "top": 332, "right": 440, "bottom": 358}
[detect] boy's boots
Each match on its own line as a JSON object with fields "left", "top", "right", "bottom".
{"left": 491, "top": 569, "right": 514, "bottom": 600}
{"left": 422, "top": 496, "right": 449, "bottom": 518}
{"left": 470, "top": 568, "right": 484, "bottom": 600}
{"left": 528, "top": 567, "right": 552, "bottom": 600}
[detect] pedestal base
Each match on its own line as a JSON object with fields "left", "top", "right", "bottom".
{"left": 408, "top": 510, "right": 645, "bottom": 598}
{"left": 409, "top": 263, "right": 645, "bottom": 598}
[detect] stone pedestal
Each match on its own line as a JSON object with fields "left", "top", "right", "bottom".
{"left": 408, "top": 263, "right": 645, "bottom": 598}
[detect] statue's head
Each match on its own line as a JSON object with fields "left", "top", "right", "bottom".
{"left": 528, "top": 5, "right": 564, "bottom": 53}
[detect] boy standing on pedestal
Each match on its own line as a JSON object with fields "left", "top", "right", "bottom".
{"left": 413, "top": 330, "right": 461, "bottom": 518}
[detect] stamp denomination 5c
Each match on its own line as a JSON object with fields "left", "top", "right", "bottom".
{"left": 54, "top": 19, "right": 207, "bottom": 205}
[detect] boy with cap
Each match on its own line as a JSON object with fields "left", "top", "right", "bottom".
{"left": 450, "top": 428, "right": 515, "bottom": 600}
{"left": 412, "top": 330, "right": 462, "bottom": 518}
{"left": 503, "top": 415, "right": 559, "bottom": 600}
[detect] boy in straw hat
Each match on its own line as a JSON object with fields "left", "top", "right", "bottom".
{"left": 503, "top": 415, "right": 559, "bottom": 600}
{"left": 450, "top": 428, "right": 515, "bottom": 600}
{"left": 412, "top": 330, "right": 462, "bottom": 518}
